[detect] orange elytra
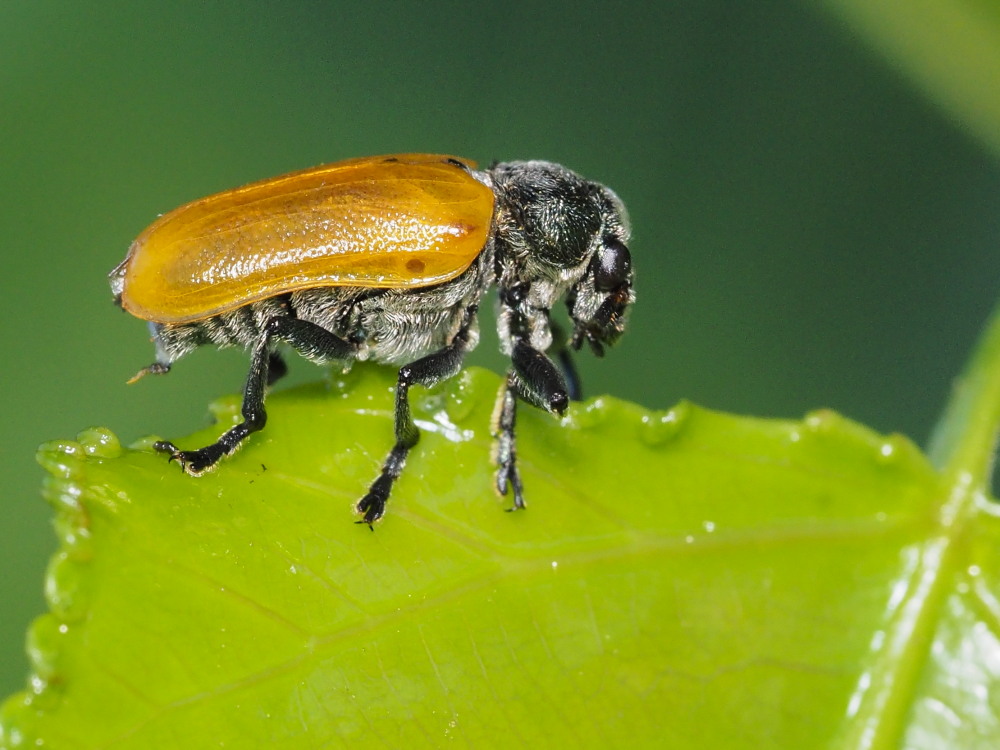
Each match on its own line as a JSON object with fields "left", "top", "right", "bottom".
{"left": 114, "top": 154, "right": 494, "bottom": 324}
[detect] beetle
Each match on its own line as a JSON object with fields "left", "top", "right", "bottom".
{"left": 109, "top": 153, "right": 634, "bottom": 525}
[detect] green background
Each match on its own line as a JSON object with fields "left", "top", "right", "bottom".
{"left": 1, "top": 0, "right": 997, "bottom": 698}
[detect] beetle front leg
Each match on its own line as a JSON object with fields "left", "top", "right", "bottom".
{"left": 510, "top": 340, "right": 570, "bottom": 414}
{"left": 549, "top": 320, "right": 582, "bottom": 402}
{"left": 492, "top": 340, "right": 570, "bottom": 510}
{"left": 155, "top": 318, "right": 355, "bottom": 475}
{"left": 356, "top": 306, "right": 478, "bottom": 527}
{"left": 267, "top": 352, "right": 288, "bottom": 386}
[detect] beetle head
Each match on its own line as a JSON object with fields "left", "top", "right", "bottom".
{"left": 555, "top": 178, "right": 633, "bottom": 357}
{"left": 566, "top": 219, "right": 633, "bottom": 357}
{"left": 489, "top": 161, "right": 634, "bottom": 356}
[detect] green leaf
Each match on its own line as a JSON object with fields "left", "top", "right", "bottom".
{"left": 3, "top": 318, "right": 1000, "bottom": 749}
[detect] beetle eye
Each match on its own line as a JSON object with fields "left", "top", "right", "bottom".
{"left": 593, "top": 237, "right": 632, "bottom": 292}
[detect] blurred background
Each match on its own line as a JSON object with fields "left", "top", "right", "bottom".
{"left": 2, "top": 0, "right": 998, "bottom": 696}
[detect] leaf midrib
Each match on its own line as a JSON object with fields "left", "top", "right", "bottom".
{"left": 840, "top": 298, "right": 1000, "bottom": 749}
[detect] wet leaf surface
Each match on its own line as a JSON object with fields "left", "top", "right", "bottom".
{"left": 2, "top": 365, "right": 998, "bottom": 748}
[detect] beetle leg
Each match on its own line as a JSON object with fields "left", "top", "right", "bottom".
{"left": 356, "top": 305, "right": 479, "bottom": 527}
{"left": 510, "top": 341, "right": 570, "bottom": 415}
{"left": 155, "top": 318, "right": 355, "bottom": 475}
{"left": 267, "top": 352, "right": 288, "bottom": 386}
{"left": 492, "top": 340, "right": 570, "bottom": 510}
{"left": 492, "top": 374, "right": 525, "bottom": 509}
{"left": 548, "top": 320, "right": 582, "bottom": 401}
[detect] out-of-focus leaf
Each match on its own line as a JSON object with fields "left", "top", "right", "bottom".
{"left": 821, "top": 0, "right": 1000, "bottom": 155}
{"left": 1, "top": 363, "right": 999, "bottom": 748}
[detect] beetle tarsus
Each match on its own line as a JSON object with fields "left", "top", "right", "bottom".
{"left": 154, "top": 441, "right": 220, "bottom": 475}
{"left": 497, "top": 460, "right": 526, "bottom": 512}
{"left": 153, "top": 440, "right": 181, "bottom": 459}
{"left": 492, "top": 373, "right": 527, "bottom": 510}
{"left": 356, "top": 471, "right": 395, "bottom": 527}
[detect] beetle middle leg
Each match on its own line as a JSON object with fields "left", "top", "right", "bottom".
{"left": 492, "top": 340, "right": 569, "bottom": 510}
{"left": 356, "top": 305, "right": 479, "bottom": 527}
{"left": 267, "top": 352, "right": 288, "bottom": 386}
{"left": 155, "top": 318, "right": 355, "bottom": 475}
{"left": 548, "top": 320, "right": 582, "bottom": 401}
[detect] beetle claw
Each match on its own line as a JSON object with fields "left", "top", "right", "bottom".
{"left": 153, "top": 440, "right": 180, "bottom": 457}
{"left": 153, "top": 441, "right": 214, "bottom": 476}
{"left": 496, "top": 462, "right": 526, "bottom": 512}
{"left": 355, "top": 496, "right": 385, "bottom": 529}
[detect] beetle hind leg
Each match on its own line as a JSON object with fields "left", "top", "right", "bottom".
{"left": 156, "top": 317, "right": 355, "bottom": 476}
{"left": 154, "top": 329, "right": 275, "bottom": 475}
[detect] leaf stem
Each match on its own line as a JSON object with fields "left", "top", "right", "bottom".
{"left": 927, "top": 299, "right": 1000, "bottom": 497}
{"left": 839, "top": 301, "right": 1000, "bottom": 750}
